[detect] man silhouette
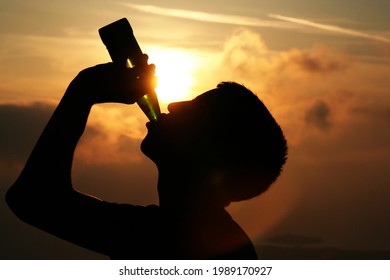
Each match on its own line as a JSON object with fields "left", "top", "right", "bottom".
{"left": 6, "top": 56, "right": 287, "bottom": 259}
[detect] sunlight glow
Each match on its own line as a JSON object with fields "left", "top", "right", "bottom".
{"left": 147, "top": 48, "right": 198, "bottom": 105}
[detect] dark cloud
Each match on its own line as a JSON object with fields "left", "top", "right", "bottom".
{"left": 116, "top": 134, "right": 141, "bottom": 155}
{"left": 304, "top": 100, "right": 332, "bottom": 131}
{"left": 0, "top": 102, "right": 54, "bottom": 162}
{"left": 288, "top": 47, "right": 350, "bottom": 74}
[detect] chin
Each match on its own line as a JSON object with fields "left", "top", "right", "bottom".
{"left": 140, "top": 136, "right": 159, "bottom": 162}
{"left": 140, "top": 137, "right": 151, "bottom": 156}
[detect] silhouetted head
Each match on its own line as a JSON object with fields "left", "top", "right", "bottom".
{"left": 141, "top": 82, "right": 287, "bottom": 206}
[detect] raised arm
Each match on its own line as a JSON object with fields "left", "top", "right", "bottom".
{"left": 6, "top": 61, "right": 155, "bottom": 254}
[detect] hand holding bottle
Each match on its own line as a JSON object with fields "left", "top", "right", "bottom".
{"left": 99, "top": 18, "right": 161, "bottom": 121}
{"left": 66, "top": 59, "right": 157, "bottom": 106}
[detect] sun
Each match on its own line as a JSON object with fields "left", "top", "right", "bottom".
{"left": 147, "top": 48, "right": 198, "bottom": 107}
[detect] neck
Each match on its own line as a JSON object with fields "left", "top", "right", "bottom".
{"left": 156, "top": 164, "right": 225, "bottom": 214}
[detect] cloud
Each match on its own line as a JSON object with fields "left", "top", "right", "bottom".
{"left": 75, "top": 104, "right": 148, "bottom": 164}
{"left": 192, "top": 28, "right": 274, "bottom": 94}
{"left": 269, "top": 14, "right": 390, "bottom": 45}
{"left": 304, "top": 100, "right": 332, "bottom": 131}
{"left": 0, "top": 102, "right": 54, "bottom": 163}
{"left": 282, "top": 47, "right": 351, "bottom": 74}
{"left": 194, "top": 29, "right": 352, "bottom": 104}
{"left": 123, "top": 3, "right": 293, "bottom": 29}
{"left": 122, "top": 3, "right": 390, "bottom": 45}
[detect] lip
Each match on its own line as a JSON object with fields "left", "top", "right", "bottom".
{"left": 146, "top": 121, "right": 155, "bottom": 129}
{"left": 146, "top": 113, "right": 167, "bottom": 129}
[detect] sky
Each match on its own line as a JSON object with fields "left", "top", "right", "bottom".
{"left": 1, "top": 0, "right": 390, "bottom": 259}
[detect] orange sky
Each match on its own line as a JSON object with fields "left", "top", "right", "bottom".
{"left": 1, "top": 0, "right": 390, "bottom": 259}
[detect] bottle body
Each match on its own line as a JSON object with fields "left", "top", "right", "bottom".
{"left": 136, "top": 93, "right": 160, "bottom": 122}
{"left": 99, "top": 18, "right": 161, "bottom": 121}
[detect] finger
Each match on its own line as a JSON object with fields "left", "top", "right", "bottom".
{"left": 142, "top": 53, "right": 149, "bottom": 63}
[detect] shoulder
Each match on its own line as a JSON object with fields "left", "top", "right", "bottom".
{"left": 216, "top": 212, "right": 258, "bottom": 259}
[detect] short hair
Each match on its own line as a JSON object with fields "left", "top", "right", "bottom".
{"left": 204, "top": 82, "right": 288, "bottom": 204}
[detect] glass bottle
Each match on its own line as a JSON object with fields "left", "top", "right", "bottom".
{"left": 99, "top": 18, "right": 161, "bottom": 121}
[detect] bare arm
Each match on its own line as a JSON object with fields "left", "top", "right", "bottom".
{"left": 6, "top": 61, "right": 155, "bottom": 255}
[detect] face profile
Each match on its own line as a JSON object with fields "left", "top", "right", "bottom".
{"left": 141, "top": 88, "right": 220, "bottom": 165}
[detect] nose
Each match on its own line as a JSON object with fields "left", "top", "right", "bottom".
{"left": 167, "top": 101, "right": 192, "bottom": 113}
